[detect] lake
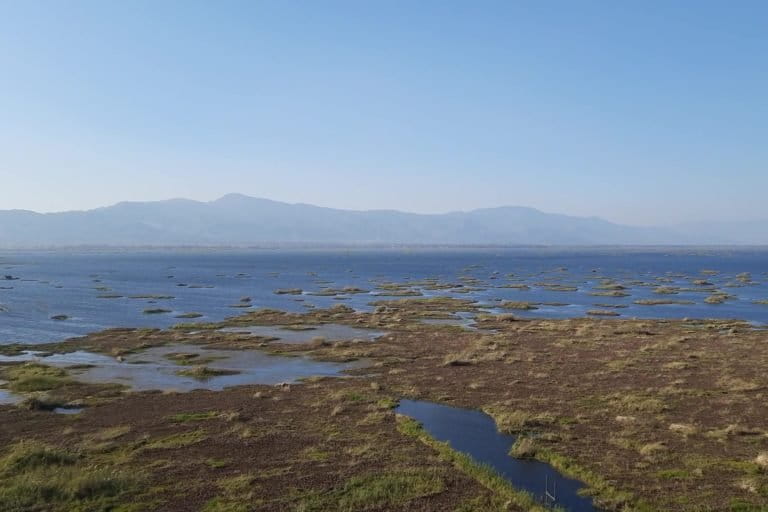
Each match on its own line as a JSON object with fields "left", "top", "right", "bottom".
{"left": 1, "top": 247, "right": 766, "bottom": 344}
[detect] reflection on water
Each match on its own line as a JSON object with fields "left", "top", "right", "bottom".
{"left": 0, "top": 389, "right": 20, "bottom": 405}
{"left": 53, "top": 407, "right": 84, "bottom": 415}
{"left": 0, "top": 344, "right": 366, "bottom": 395}
{"left": 419, "top": 311, "right": 481, "bottom": 330}
{"left": 396, "top": 399, "right": 598, "bottom": 511}
{"left": 220, "top": 324, "right": 384, "bottom": 343}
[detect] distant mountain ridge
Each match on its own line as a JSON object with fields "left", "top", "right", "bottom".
{"left": 0, "top": 194, "right": 764, "bottom": 247}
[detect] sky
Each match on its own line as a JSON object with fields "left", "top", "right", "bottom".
{"left": 0, "top": 1, "right": 766, "bottom": 226}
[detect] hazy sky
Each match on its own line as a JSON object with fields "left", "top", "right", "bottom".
{"left": 1, "top": 1, "right": 766, "bottom": 225}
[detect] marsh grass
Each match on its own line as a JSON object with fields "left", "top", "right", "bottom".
{"left": 0, "top": 440, "right": 137, "bottom": 512}
{"left": 203, "top": 473, "right": 261, "bottom": 512}
{"left": 295, "top": 468, "right": 445, "bottom": 511}
{"left": 498, "top": 301, "right": 538, "bottom": 310}
{"left": 586, "top": 309, "right": 620, "bottom": 317}
{"left": 175, "top": 312, "right": 203, "bottom": 319}
{"left": 143, "top": 308, "right": 172, "bottom": 314}
{"left": 590, "top": 290, "right": 630, "bottom": 297}
{"left": 175, "top": 366, "right": 240, "bottom": 380}
{"left": 168, "top": 411, "right": 221, "bottom": 422}
{"left": 395, "top": 416, "right": 551, "bottom": 512}
{"left": 145, "top": 429, "right": 207, "bottom": 450}
{"left": 3, "top": 363, "right": 72, "bottom": 392}
{"left": 634, "top": 299, "right": 694, "bottom": 306}
{"left": 482, "top": 406, "right": 557, "bottom": 434}
{"left": 532, "top": 447, "right": 646, "bottom": 511}
{"left": 509, "top": 437, "right": 537, "bottom": 458}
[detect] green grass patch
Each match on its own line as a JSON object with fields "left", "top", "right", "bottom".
{"left": 2, "top": 363, "right": 72, "bottom": 392}
{"left": 175, "top": 366, "right": 240, "bottom": 380}
{"left": 655, "top": 469, "right": 694, "bottom": 480}
{"left": 145, "top": 429, "right": 207, "bottom": 450}
{"left": 0, "top": 440, "right": 139, "bottom": 512}
{"left": 168, "top": 411, "right": 221, "bottom": 422}
{"left": 295, "top": 468, "right": 445, "bottom": 511}
{"left": 534, "top": 447, "right": 652, "bottom": 511}
{"left": 172, "top": 322, "right": 221, "bottom": 330}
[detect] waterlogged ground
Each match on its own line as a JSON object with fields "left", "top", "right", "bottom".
{"left": 1, "top": 248, "right": 768, "bottom": 343}
{"left": 0, "top": 344, "right": 365, "bottom": 393}
{"left": 1, "top": 300, "right": 768, "bottom": 511}
{"left": 219, "top": 323, "right": 384, "bottom": 344}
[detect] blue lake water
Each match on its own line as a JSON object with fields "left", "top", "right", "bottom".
{"left": 0, "top": 247, "right": 766, "bottom": 344}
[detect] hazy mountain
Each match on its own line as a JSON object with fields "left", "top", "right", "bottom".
{"left": 0, "top": 194, "right": 763, "bottom": 247}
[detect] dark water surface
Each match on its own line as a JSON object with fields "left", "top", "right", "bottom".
{"left": 396, "top": 399, "right": 597, "bottom": 511}
{"left": 1, "top": 247, "right": 766, "bottom": 344}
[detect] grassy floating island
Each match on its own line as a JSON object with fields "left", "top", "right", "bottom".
{"left": 704, "top": 293, "right": 733, "bottom": 304}
{"left": 371, "top": 289, "right": 423, "bottom": 297}
{"left": 165, "top": 352, "right": 223, "bottom": 366}
{"left": 586, "top": 309, "right": 621, "bottom": 317}
{"left": 595, "top": 282, "right": 627, "bottom": 290}
{"left": 175, "top": 312, "right": 203, "bottom": 319}
{"left": 175, "top": 365, "right": 240, "bottom": 380}
{"left": 589, "top": 290, "right": 630, "bottom": 297}
{"left": 309, "top": 287, "right": 369, "bottom": 296}
{"left": 274, "top": 288, "right": 303, "bottom": 295}
{"left": 535, "top": 283, "right": 578, "bottom": 292}
{"left": 143, "top": 308, "right": 172, "bottom": 314}
{"left": 496, "top": 283, "right": 531, "bottom": 290}
{"left": 498, "top": 301, "right": 539, "bottom": 310}
{"left": 634, "top": 299, "right": 695, "bottom": 306}
{"left": 280, "top": 325, "right": 317, "bottom": 331}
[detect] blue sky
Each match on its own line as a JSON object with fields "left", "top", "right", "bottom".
{"left": 1, "top": 1, "right": 766, "bottom": 225}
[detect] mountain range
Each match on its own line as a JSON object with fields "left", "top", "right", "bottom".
{"left": 0, "top": 194, "right": 765, "bottom": 247}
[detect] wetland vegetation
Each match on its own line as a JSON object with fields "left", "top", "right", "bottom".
{"left": 2, "top": 295, "right": 768, "bottom": 511}
{"left": 3, "top": 250, "right": 768, "bottom": 510}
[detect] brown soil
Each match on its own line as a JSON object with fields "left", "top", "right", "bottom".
{"left": 2, "top": 300, "right": 768, "bottom": 510}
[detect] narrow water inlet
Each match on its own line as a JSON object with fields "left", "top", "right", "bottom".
{"left": 396, "top": 399, "right": 598, "bottom": 512}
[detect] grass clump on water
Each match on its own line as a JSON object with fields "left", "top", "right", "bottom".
{"left": 175, "top": 366, "right": 240, "bottom": 380}
{"left": 498, "top": 301, "right": 538, "bottom": 310}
